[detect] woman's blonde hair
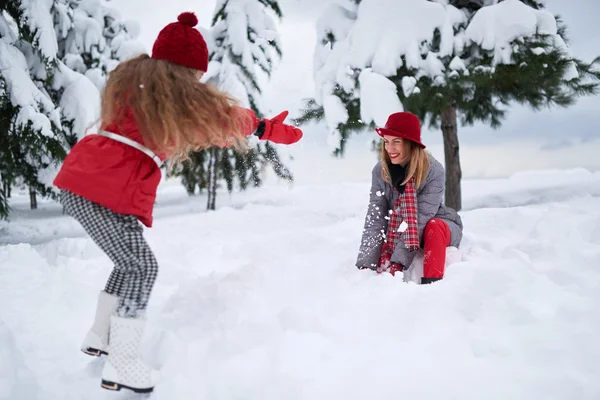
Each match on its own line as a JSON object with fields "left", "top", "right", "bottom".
{"left": 380, "top": 139, "right": 430, "bottom": 189}
{"left": 100, "top": 54, "right": 249, "bottom": 164}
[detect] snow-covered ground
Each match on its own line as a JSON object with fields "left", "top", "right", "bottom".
{"left": 1, "top": 159, "right": 600, "bottom": 399}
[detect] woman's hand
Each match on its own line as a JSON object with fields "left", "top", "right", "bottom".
{"left": 376, "top": 262, "right": 403, "bottom": 276}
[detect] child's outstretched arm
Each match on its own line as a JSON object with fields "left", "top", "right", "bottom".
{"left": 236, "top": 107, "right": 303, "bottom": 145}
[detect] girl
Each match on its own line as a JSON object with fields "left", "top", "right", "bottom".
{"left": 53, "top": 12, "right": 302, "bottom": 393}
{"left": 356, "top": 112, "right": 463, "bottom": 284}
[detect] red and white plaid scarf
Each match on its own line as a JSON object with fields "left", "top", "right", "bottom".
{"left": 377, "top": 176, "right": 420, "bottom": 271}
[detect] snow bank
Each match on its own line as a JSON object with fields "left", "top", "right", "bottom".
{"left": 0, "top": 319, "right": 41, "bottom": 399}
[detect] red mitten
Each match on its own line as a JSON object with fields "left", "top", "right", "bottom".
{"left": 388, "top": 263, "right": 403, "bottom": 277}
{"left": 258, "top": 111, "right": 303, "bottom": 145}
{"left": 377, "top": 262, "right": 403, "bottom": 276}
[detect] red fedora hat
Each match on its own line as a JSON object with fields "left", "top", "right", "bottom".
{"left": 375, "top": 112, "right": 426, "bottom": 148}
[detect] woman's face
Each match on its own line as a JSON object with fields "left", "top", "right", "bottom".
{"left": 383, "top": 135, "right": 409, "bottom": 165}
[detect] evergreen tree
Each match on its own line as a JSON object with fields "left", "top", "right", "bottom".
{"left": 57, "top": 0, "right": 144, "bottom": 90}
{"left": 300, "top": 0, "right": 600, "bottom": 210}
{"left": 1, "top": 0, "right": 69, "bottom": 213}
{"left": 0, "top": 0, "right": 139, "bottom": 217}
{"left": 175, "top": 0, "right": 293, "bottom": 211}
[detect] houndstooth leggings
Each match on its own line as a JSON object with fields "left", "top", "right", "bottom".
{"left": 60, "top": 190, "right": 159, "bottom": 318}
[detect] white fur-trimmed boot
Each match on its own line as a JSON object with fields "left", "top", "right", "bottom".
{"left": 81, "top": 291, "right": 120, "bottom": 357}
{"left": 100, "top": 315, "right": 158, "bottom": 393}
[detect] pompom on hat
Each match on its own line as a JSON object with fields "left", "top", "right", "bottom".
{"left": 375, "top": 112, "right": 426, "bottom": 148}
{"left": 151, "top": 12, "right": 209, "bottom": 72}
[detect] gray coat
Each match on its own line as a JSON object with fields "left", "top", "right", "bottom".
{"left": 356, "top": 154, "right": 463, "bottom": 270}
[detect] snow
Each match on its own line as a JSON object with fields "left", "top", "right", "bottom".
{"left": 553, "top": 36, "right": 580, "bottom": 81}
{"left": 323, "top": 95, "right": 348, "bottom": 130}
{"left": 315, "top": 4, "right": 356, "bottom": 46}
{"left": 312, "top": 0, "right": 582, "bottom": 153}
{"left": 61, "top": 0, "right": 144, "bottom": 86}
{"left": 358, "top": 69, "right": 403, "bottom": 127}
{"left": 466, "top": 1, "right": 539, "bottom": 51}
{"left": 19, "top": 0, "right": 58, "bottom": 61}
{"left": 346, "top": 0, "right": 449, "bottom": 75}
{"left": 207, "top": 0, "right": 281, "bottom": 116}
{"left": 446, "top": 4, "right": 467, "bottom": 27}
{"left": 0, "top": 13, "right": 18, "bottom": 44}
{"left": 532, "top": 47, "right": 546, "bottom": 55}
{"left": 83, "top": 68, "right": 104, "bottom": 90}
{"left": 1, "top": 168, "right": 600, "bottom": 398}
{"left": 16, "top": 106, "right": 54, "bottom": 138}
{"left": 326, "top": 129, "right": 343, "bottom": 153}
{"left": 113, "top": 39, "right": 145, "bottom": 62}
{"left": 421, "top": 51, "right": 446, "bottom": 78}
{"left": 54, "top": 64, "right": 101, "bottom": 140}
{"left": 465, "top": 0, "right": 562, "bottom": 66}
{"left": 0, "top": 40, "right": 57, "bottom": 138}
{"left": 313, "top": 0, "right": 453, "bottom": 114}
{"left": 449, "top": 55, "right": 467, "bottom": 71}
{"left": 0, "top": 320, "right": 40, "bottom": 399}
{"left": 227, "top": 6, "right": 249, "bottom": 59}
{"left": 402, "top": 76, "right": 418, "bottom": 97}
{"left": 533, "top": 7, "right": 558, "bottom": 35}
{"left": 70, "top": 8, "right": 105, "bottom": 55}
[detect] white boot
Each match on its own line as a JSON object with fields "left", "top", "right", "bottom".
{"left": 81, "top": 291, "right": 119, "bottom": 357}
{"left": 100, "top": 315, "right": 158, "bottom": 393}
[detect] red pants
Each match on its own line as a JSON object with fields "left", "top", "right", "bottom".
{"left": 423, "top": 218, "right": 451, "bottom": 279}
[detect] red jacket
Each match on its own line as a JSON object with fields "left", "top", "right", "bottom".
{"left": 54, "top": 109, "right": 167, "bottom": 227}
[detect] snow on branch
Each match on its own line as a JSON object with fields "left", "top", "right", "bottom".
{"left": 19, "top": 0, "right": 58, "bottom": 62}
{"left": 0, "top": 40, "right": 60, "bottom": 137}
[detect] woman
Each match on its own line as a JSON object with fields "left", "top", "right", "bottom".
{"left": 54, "top": 12, "right": 302, "bottom": 393}
{"left": 356, "top": 112, "right": 462, "bottom": 284}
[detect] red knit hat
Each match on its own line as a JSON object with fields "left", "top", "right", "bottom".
{"left": 376, "top": 112, "right": 426, "bottom": 148}
{"left": 151, "top": 12, "right": 209, "bottom": 72}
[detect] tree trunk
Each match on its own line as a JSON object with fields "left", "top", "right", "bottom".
{"left": 1, "top": 177, "right": 10, "bottom": 198}
{"left": 441, "top": 105, "right": 462, "bottom": 211}
{"left": 29, "top": 187, "right": 38, "bottom": 210}
{"left": 206, "top": 147, "right": 220, "bottom": 211}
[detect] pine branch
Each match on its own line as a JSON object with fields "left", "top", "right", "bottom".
{"left": 261, "top": 0, "right": 283, "bottom": 18}
{"left": 230, "top": 50, "right": 261, "bottom": 93}
{"left": 212, "top": 1, "right": 228, "bottom": 26}
{"left": 293, "top": 99, "right": 324, "bottom": 126}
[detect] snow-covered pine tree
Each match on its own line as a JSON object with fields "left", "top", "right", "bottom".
{"left": 57, "top": 0, "right": 144, "bottom": 90}
{"left": 301, "top": 0, "right": 600, "bottom": 210}
{"left": 0, "top": 0, "right": 138, "bottom": 216}
{"left": 1, "top": 0, "right": 69, "bottom": 213}
{"left": 176, "top": 0, "right": 293, "bottom": 211}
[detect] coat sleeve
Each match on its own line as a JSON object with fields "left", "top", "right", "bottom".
{"left": 391, "top": 159, "right": 445, "bottom": 268}
{"left": 356, "top": 164, "right": 390, "bottom": 270}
